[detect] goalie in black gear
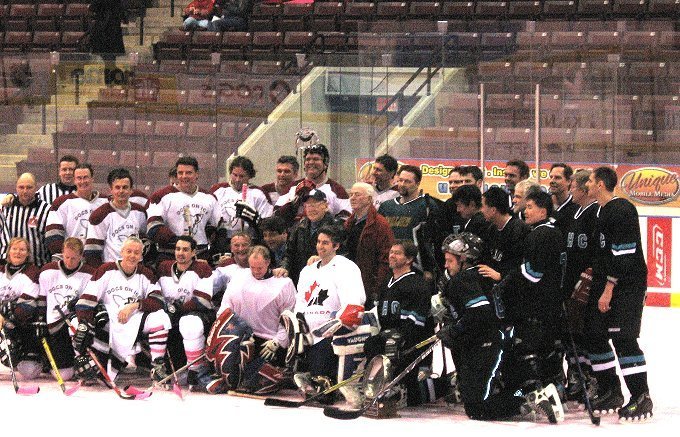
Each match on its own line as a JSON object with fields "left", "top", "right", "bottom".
{"left": 436, "top": 232, "right": 564, "bottom": 423}
{"left": 363, "top": 240, "right": 436, "bottom": 407}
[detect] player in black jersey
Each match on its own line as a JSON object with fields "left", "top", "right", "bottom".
{"left": 549, "top": 163, "right": 579, "bottom": 232}
{"left": 436, "top": 232, "right": 563, "bottom": 423}
{"left": 584, "top": 167, "right": 653, "bottom": 421}
{"left": 561, "top": 169, "right": 599, "bottom": 402}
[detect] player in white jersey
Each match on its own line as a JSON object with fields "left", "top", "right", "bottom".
{"left": 45, "top": 164, "right": 107, "bottom": 258}
{"left": 211, "top": 156, "right": 273, "bottom": 241}
{"left": 39, "top": 237, "right": 95, "bottom": 381}
{"left": 218, "top": 245, "right": 296, "bottom": 367}
{"left": 74, "top": 237, "right": 171, "bottom": 381}
{"left": 85, "top": 168, "right": 147, "bottom": 268}
{"left": 147, "top": 156, "right": 219, "bottom": 263}
{"left": 211, "top": 232, "right": 251, "bottom": 306}
{"left": 294, "top": 226, "right": 365, "bottom": 383}
{"left": 0, "top": 237, "right": 43, "bottom": 379}
{"left": 156, "top": 236, "right": 215, "bottom": 391}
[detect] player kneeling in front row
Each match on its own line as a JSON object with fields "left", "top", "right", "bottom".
{"left": 362, "top": 240, "right": 439, "bottom": 413}
{"left": 157, "top": 236, "right": 215, "bottom": 391}
{"left": 39, "top": 237, "right": 96, "bottom": 382}
{"left": 207, "top": 245, "right": 296, "bottom": 394}
{"left": 435, "top": 232, "right": 564, "bottom": 423}
{"left": 74, "top": 236, "right": 172, "bottom": 382}
{"left": 292, "top": 225, "right": 368, "bottom": 403}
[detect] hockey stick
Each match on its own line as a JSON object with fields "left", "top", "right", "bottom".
{"left": 563, "top": 304, "right": 600, "bottom": 426}
{"left": 0, "top": 327, "right": 40, "bottom": 395}
{"left": 55, "top": 305, "right": 150, "bottom": 400}
{"left": 166, "top": 351, "right": 184, "bottom": 400}
{"left": 265, "top": 335, "right": 439, "bottom": 408}
{"left": 323, "top": 338, "right": 440, "bottom": 419}
{"left": 41, "top": 337, "right": 80, "bottom": 396}
{"left": 124, "top": 353, "right": 207, "bottom": 395}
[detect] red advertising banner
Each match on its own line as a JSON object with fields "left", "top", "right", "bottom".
{"left": 647, "top": 217, "right": 672, "bottom": 288}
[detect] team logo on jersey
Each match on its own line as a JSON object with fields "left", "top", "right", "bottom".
{"left": 620, "top": 167, "right": 680, "bottom": 205}
{"left": 307, "top": 288, "right": 329, "bottom": 306}
{"left": 28, "top": 216, "right": 38, "bottom": 228}
{"left": 112, "top": 295, "right": 137, "bottom": 308}
{"left": 53, "top": 292, "right": 77, "bottom": 311}
{"left": 79, "top": 219, "right": 90, "bottom": 239}
{"left": 304, "top": 281, "right": 319, "bottom": 301}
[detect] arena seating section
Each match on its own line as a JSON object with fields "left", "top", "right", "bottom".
{"left": 3, "top": 0, "right": 680, "bottom": 194}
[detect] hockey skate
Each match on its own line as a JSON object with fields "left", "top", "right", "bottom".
{"left": 524, "top": 383, "right": 565, "bottom": 424}
{"left": 187, "top": 364, "right": 214, "bottom": 393}
{"left": 618, "top": 392, "right": 653, "bottom": 422}
{"left": 590, "top": 387, "right": 624, "bottom": 414}
{"left": 150, "top": 357, "right": 170, "bottom": 385}
{"left": 339, "top": 383, "right": 365, "bottom": 408}
{"left": 293, "top": 373, "right": 335, "bottom": 404}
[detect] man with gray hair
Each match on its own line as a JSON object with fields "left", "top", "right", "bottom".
{"left": 512, "top": 179, "right": 542, "bottom": 221}
{"left": 0, "top": 173, "right": 51, "bottom": 266}
{"left": 344, "top": 182, "right": 394, "bottom": 307}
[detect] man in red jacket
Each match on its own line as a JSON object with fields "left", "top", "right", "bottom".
{"left": 344, "top": 182, "right": 394, "bottom": 309}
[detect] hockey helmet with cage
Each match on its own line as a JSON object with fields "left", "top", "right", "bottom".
{"left": 441, "top": 232, "right": 484, "bottom": 264}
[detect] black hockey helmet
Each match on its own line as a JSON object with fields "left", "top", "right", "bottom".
{"left": 302, "top": 143, "right": 330, "bottom": 166}
{"left": 441, "top": 232, "right": 484, "bottom": 264}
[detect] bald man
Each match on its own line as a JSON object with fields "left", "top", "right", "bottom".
{"left": 0, "top": 173, "right": 51, "bottom": 266}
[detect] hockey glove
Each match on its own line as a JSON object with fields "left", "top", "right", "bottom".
{"left": 260, "top": 339, "right": 279, "bottom": 361}
{"left": 436, "top": 323, "right": 464, "bottom": 349}
{"left": 430, "top": 293, "right": 448, "bottom": 323}
{"left": 571, "top": 267, "right": 593, "bottom": 305}
{"left": 294, "top": 179, "right": 316, "bottom": 199}
{"left": 73, "top": 321, "right": 95, "bottom": 353}
{"left": 234, "top": 201, "right": 260, "bottom": 226}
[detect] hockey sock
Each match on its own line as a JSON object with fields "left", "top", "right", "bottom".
{"left": 588, "top": 345, "right": 619, "bottom": 392}
{"left": 185, "top": 345, "right": 206, "bottom": 370}
{"left": 613, "top": 337, "right": 649, "bottom": 397}
{"left": 148, "top": 326, "right": 169, "bottom": 361}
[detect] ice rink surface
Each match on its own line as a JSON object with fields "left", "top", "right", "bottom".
{"left": 2, "top": 307, "right": 679, "bottom": 436}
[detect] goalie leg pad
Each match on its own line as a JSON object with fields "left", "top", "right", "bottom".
{"left": 206, "top": 309, "right": 255, "bottom": 389}
{"left": 280, "top": 310, "right": 312, "bottom": 367}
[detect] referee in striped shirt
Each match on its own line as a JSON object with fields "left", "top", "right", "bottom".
{"left": 0, "top": 173, "right": 51, "bottom": 267}
{"left": 36, "top": 154, "right": 78, "bottom": 205}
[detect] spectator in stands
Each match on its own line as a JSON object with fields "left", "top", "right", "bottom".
{"left": 45, "top": 164, "right": 107, "bottom": 258}
{"left": 182, "top": 0, "right": 219, "bottom": 31}
{"left": 0, "top": 173, "right": 51, "bottom": 267}
{"left": 512, "top": 179, "right": 542, "bottom": 221}
{"left": 261, "top": 155, "right": 299, "bottom": 206}
{"left": 90, "top": 0, "right": 125, "bottom": 58}
{"left": 344, "top": 182, "right": 394, "bottom": 308}
{"left": 36, "top": 155, "right": 79, "bottom": 206}
{"left": 211, "top": 0, "right": 253, "bottom": 31}
{"left": 460, "top": 165, "right": 484, "bottom": 190}
{"left": 370, "top": 154, "right": 399, "bottom": 208}
{"left": 504, "top": 160, "right": 530, "bottom": 196}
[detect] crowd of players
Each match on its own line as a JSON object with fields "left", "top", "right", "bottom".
{"left": 0, "top": 139, "right": 653, "bottom": 423}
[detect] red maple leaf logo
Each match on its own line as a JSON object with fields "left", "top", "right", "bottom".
{"left": 305, "top": 280, "right": 319, "bottom": 302}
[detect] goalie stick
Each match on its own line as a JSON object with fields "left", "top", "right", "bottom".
{"left": 41, "top": 337, "right": 80, "bottom": 396}
{"left": 265, "top": 335, "right": 438, "bottom": 409}
{"left": 0, "top": 327, "right": 40, "bottom": 395}
{"left": 55, "top": 305, "right": 150, "bottom": 400}
{"left": 323, "top": 338, "right": 440, "bottom": 419}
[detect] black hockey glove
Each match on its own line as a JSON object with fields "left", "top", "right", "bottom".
{"left": 436, "top": 322, "right": 464, "bottom": 349}
{"left": 235, "top": 201, "right": 260, "bottom": 226}
{"left": 73, "top": 321, "right": 95, "bottom": 353}
{"left": 33, "top": 318, "right": 48, "bottom": 339}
